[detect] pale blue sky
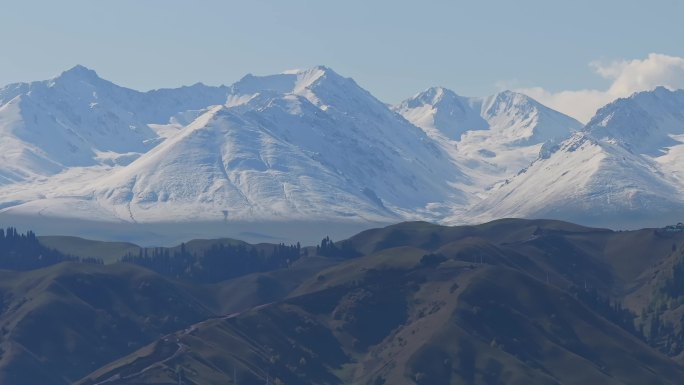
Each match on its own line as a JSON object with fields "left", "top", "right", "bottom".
{"left": 2, "top": 0, "right": 683, "bottom": 105}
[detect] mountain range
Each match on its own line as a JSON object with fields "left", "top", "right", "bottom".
{"left": 468, "top": 87, "right": 684, "bottom": 228}
{"left": 1, "top": 66, "right": 683, "bottom": 242}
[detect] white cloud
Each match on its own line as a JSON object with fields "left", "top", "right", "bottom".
{"left": 519, "top": 87, "right": 614, "bottom": 124}
{"left": 516, "top": 53, "right": 684, "bottom": 123}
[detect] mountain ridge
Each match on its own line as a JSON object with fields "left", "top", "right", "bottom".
{"left": 1, "top": 66, "right": 684, "bottom": 240}
{"left": 470, "top": 87, "right": 684, "bottom": 227}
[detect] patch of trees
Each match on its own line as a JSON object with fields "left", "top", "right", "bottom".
{"left": 420, "top": 253, "right": 447, "bottom": 267}
{"left": 640, "top": 252, "right": 684, "bottom": 356}
{"left": 661, "top": 255, "right": 684, "bottom": 299}
{"left": 641, "top": 311, "right": 684, "bottom": 357}
{"left": 0, "top": 227, "right": 102, "bottom": 270}
{"left": 316, "top": 236, "right": 361, "bottom": 258}
{"left": 569, "top": 285, "right": 639, "bottom": 337}
{"left": 121, "top": 242, "right": 301, "bottom": 283}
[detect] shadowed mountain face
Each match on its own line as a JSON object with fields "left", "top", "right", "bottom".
{"left": 1, "top": 219, "right": 684, "bottom": 384}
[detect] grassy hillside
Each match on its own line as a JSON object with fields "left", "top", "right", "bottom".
{"left": 0, "top": 219, "right": 682, "bottom": 384}
{"left": 38, "top": 236, "right": 141, "bottom": 264}
{"left": 0, "top": 263, "right": 216, "bottom": 385}
{"left": 0, "top": 258, "right": 338, "bottom": 385}
{"left": 73, "top": 219, "right": 684, "bottom": 385}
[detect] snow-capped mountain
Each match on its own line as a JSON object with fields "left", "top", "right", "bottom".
{"left": 0, "top": 66, "right": 464, "bottom": 223}
{"left": 0, "top": 65, "right": 229, "bottom": 184}
{"left": 585, "top": 86, "right": 684, "bottom": 155}
{"left": 1, "top": 65, "right": 684, "bottom": 236}
{"left": 396, "top": 87, "right": 489, "bottom": 141}
{"left": 395, "top": 87, "right": 582, "bottom": 197}
{"left": 98, "top": 67, "right": 469, "bottom": 222}
{"left": 469, "top": 87, "right": 684, "bottom": 227}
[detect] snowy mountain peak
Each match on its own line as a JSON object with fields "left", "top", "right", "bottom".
{"left": 228, "top": 66, "right": 385, "bottom": 118}
{"left": 396, "top": 86, "right": 487, "bottom": 140}
{"left": 403, "top": 86, "right": 460, "bottom": 108}
{"left": 479, "top": 90, "right": 569, "bottom": 126}
{"left": 293, "top": 65, "right": 336, "bottom": 90}
{"left": 230, "top": 65, "right": 336, "bottom": 97}
{"left": 478, "top": 90, "right": 581, "bottom": 143}
{"left": 396, "top": 87, "right": 581, "bottom": 200}
{"left": 397, "top": 86, "right": 580, "bottom": 143}
{"left": 584, "top": 87, "right": 684, "bottom": 155}
{"left": 52, "top": 65, "right": 105, "bottom": 87}
{"left": 481, "top": 90, "right": 535, "bottom": 114}
{"left": 0, "top": 66, "right": 234, "bottom": 182}
{"left": 59, "top": 64, "right": 99, "bottom": 78}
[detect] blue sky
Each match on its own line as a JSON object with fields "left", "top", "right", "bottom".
{"left": 2, "top": 0, "right": 684, "bottom": 120}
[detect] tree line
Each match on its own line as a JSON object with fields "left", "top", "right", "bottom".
{"left": 0, "top": 227, "right": 103, "bottom": 270}
{"left": 121, "top": 242, "right": 302, "bottom": 284}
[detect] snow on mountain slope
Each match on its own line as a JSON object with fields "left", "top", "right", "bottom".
{"left": 1, "top": 67, "right": 465, "bottom": 223}
{"left": 0, "top": 99, "right": 64, "bottom": 184}
{"left": 0, "top": 66, "right": 230, "bottom": 184}
{"left": 468, "top": 133, "right": 683, "bottom": 222}
{"left": 396, "top": 87, "right": 488, "bottom": 141}
{"left": 478, "top": 90, "right": 579, "bottom": 144}
{"left": 585, "top": 87, "right": 684, "bottom": 155}
{"left": 3, "top": 65, "right": 684, "bottom": 231}
{"left": 89, "top": 106, "right": 393, "bottom": 222}
{"left": 395, "top": 87, "right": 582, "bottom": 197}
{"left": 468, "top": 88, "right": 684, "bottom": 227}
{"left": 236, "top": 68, "right": 466, "bottom": 209}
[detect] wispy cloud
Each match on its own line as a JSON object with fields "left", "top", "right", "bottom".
{"left": 516, "top": 53, "right": 684, "bottom": 123}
